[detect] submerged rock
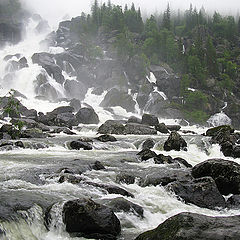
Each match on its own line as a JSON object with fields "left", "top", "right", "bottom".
{"left": 95, "top": 134, "right": 117, "bottom": 142}
{"left": 62, "top": 198, "right": 121, "bottom": 239}
{"left": 103, "top": 197, "right": 144, "bottom": 218}
{"left": 135, "top": 212, "right": 240, "bottom": 240}
{"left": 167, "top": 177, "right": 226, "bottom": 209}
{"left": 192, "top": 158, "right": 240, "bottom": 195}
{"left": 69, "top": 140, "right": 93, "bottom": 150}
{"left": 164, "top": 131, "right": 187, "bottom": 151}
{"left": 142, "top": 138, "right": 155, "bottom": 149}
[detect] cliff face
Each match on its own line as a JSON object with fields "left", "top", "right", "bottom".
{"left": 0, "top": 0, "right": 28, "bottom": 47}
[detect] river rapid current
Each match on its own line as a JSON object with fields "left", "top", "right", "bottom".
{"left": 0, "top": 17, "right": 240, "bottom": 240}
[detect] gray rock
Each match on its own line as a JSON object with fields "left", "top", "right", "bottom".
{"left": 62, "top": 198, "right": 121, "bottom": 239}
{"left": 164, "top": 131, "right": 187, "bottom": 151}
{"left": 135, "top": 212, "right": 240, "bottom": 240}
{"left": 167, "top": 177, "right": 226, "bottom": 209}
{"left": 76, "top": 107, "right": 99, "bottom": 124}
{"left": 141, "top": 113, "right": 159, "bottom": 126}
{"left": 192, "top": 158, "right": 240, "bottom": 195}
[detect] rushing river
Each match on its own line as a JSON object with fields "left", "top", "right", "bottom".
{"left": 0, "top": 16, "right": 240, "bottom": 240}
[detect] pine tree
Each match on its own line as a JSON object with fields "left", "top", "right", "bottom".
{"left": 206, "top": 36, "right": 219, "bottom": 77}
{"left": 162, "top": 3, "right": 171, "bottom": 30}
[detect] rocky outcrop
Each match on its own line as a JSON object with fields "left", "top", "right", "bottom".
{"left": 167, "top": 177, "right": 226, "bottom": 209}
{"left": 32, "top": 53, "right": 65, "bottom": 84}
{"left": 62, "top": 198, "right": 121, "bottom": 240}
{"left": 192, "top": 159, "right": 240, "bottom": 195}
{"left": 205, "top": 125, "right": 240, "bottom": 157}
{"left": 100, "top": 88, "right": 136, "bottom": 112}
{"left": 98, "top": 120, "right": 125, "bottom": 135}
{"left": 164, "top": 131, "right": 187, "bottom": 151}
{"left": 98, "top": 120, "right": 157, "bottom": 135}
{"left": 135, "top": 212, "right": 240, "bottom": 240}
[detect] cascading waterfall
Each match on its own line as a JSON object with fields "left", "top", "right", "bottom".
{"left": 0, "top": 18, "right": 67, "bottom": 113}
{"left": 0, "top": 7, "right": 240, "bottom": 240}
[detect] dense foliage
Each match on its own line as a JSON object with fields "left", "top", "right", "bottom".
{"left": 74, "top": 1, "right": 239, "bottom": 123}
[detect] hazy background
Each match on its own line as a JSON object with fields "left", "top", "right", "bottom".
{"left": 21, "top": 0, "right": 240, "bottom": 27}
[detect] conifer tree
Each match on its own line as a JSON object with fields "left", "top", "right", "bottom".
{"left": 162, "top": 3, "right": 171, "bottom": 30}
{"left": 206, "top": 36, "right": 219, "bottom": 77}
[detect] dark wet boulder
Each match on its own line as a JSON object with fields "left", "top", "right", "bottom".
{"left": 154, "top": 154, "right": 174, "bottom": 164}
{"left": 140, "top": 168, "right": 192, "bottom": 187}
{"left": 104, "top": 197, "right": 144, "bottom": 218}
{"left": 85, "top": 182, "right": 134, "bottom": 198}
{"left": 142, "top": 138, "right": 155, "bottom": 149}
{"left": 91, "top": 161, "right": 105, "bottom": 170}
{"left": 192, "top": 159, "right": 240, "bottom": 195}
{"left": 100, "top": 88, "right": 136, "bottom": 112}
{"left": 164, "top": 131, "right": 187, "bottom": 151}
{"left": 127, "top": 116, "right": 142, "bottom": 124}
{"left": 135, "top": 212, "right": 240, "bottom": 240}
{"left": 0, "top": 124, "right": 20, "bottom": 139}
{"left": 141, "top": 113, "right": 159, "bottom": 126}
{"left": 76, "top": 107, "right": 99, "bottom": 124}
{"left": 55, "top": 112, "right": 78, "bottom": 127}
{"left": 69, "top": 140, "right": 93, "bottom": 150}
{"left": 98, "top": 120, "right": 125, "bottom": 135}
{"left": 206, "top": 125, "right": 234, "bottom": 137}
{"left": 49, "top": 106, "right": 74, "bottom": 115}
{"left": 116, "top": 173, "right": 135, "bottom": 185}
{"left": 173, "top": 157, "right": 192, "bottom": 168}
{"left": 95, "top": 134, "right": 117, "bottom": 142}
{"left": 21, "top": 128, "right": 48, "bottom": 138}
{"left": 155, "top": 123, "right": 169, "bottom": 133}
{"left": 167, "top": 177, "right": 226, "bottom": 209}
{"left": 32, "top": 52, "right": 65, "bottom": 84}
{"left": 166, "top": 125, "right": 181, "bottom": 131}
{"left": 62, "top": 198, "right": 121, "bottom": 239}
{"left": 124, "top": 123, "right": 157, "bottom": 135}
{"left": 137, "top": 149, "right": 158, "bottom": 161}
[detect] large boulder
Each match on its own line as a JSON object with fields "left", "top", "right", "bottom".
{"left": 141, "top": 113, "right": 159, "bottom": 126}
{"left": 124, "top": 123, "right": 157, "bottom": 135}
{"left": 75, "top": 107, "right": 99, "bottom": 124}
{"left": 32, "top": 52, "right": 65, "bottom": 84}
{"left": 135, "top": 212, "right": 240, "bottom": 240}
{"left": 164, "top": 131, "right": 187, "bottom": 151}
{"left": 38, "top": 106, "right": 77, "bottom": 127}
{"left": 69, "top": 140, "right": 93, "bottom": 150}
{"left": 192, "top": 159, "right": 240, "bottom": 195}
{"left": 62, "top": 198, "right": 121, "bottom": 240}
{"left": 100, "top": 88, "right": 136, "bottom": 112}
{"left": 98, "top": 120, "right": 125, "bottom": 135}
{"left": 167, "top": 177, "right": 226, "bottom": 209}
